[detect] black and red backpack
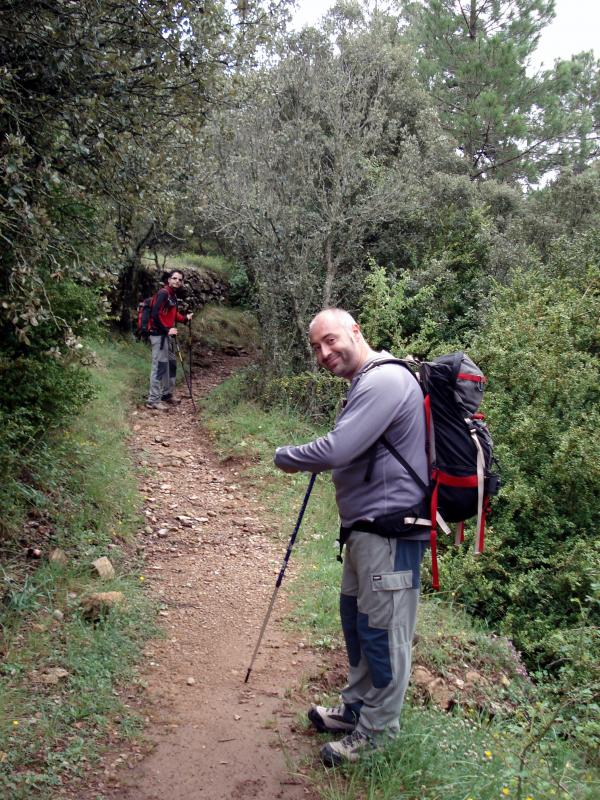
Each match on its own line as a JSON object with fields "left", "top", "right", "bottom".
{"left": 367, "top": 353, "right": 500, "bottom": 589}
{"left": 136, "top": 291, "right": 160, "bottom": 339}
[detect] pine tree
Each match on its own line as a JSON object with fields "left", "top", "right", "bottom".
{"left": 404, "top": 0, "right": 561, "bottom": 182}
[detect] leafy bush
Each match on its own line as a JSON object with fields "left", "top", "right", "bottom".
{"left": 359, "top": 258, "right": 442, "bottom": 356}
{"left": 0, "top": 277, "right": 108, "bottom": 544}
{"left": 437, "top": 233, "right": 600, "bottom": 754}
{"left": 0, "top": 279, "right": 104, "bottom": 436}
{"left": 242, "top": 366, "right": 346, "bottom": 424}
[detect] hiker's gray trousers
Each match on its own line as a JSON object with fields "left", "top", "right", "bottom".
{"left": 340, "top": 530, "right": 427, "bottom": 737}
{"left": 148, "top": 335, "right": 176, "bottom": 403}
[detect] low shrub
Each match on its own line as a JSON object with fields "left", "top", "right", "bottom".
{"left": 261, "top": 371, "right": 346, "bottom": 423}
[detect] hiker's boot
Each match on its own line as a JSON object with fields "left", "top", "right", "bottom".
{"left": 145, "top": 401, "right": 169, "bottom": 411}
{"left": 320, "top": 730, "right": 376, "bottom": 767}
{"left": 161, "top": 395, "right": 182, "bottom": 406}
{"left": 308, "top": 704, "right": 358, "bottom": 734}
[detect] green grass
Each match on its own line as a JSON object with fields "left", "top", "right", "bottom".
{"left": 162, "top": 251, "right": 234, "bottom": 277}
{"left": 315, "top": 706, "right": 598, "bottom": 800}
{"left": 0, "top": 338, "right": 157, "bottom": 798}
{"left": 201, "top": 372, "right": 600, "bottom": 800}
{"left": 190, "top": 304, "right": 259, "bottom": 353}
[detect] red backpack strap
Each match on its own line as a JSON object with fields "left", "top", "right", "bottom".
{"left": 429, "top": 475, "right": 440, "bottom": 590}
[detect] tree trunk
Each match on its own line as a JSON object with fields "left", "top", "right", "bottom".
{"left": 323, "top": 236, "right": 336, "bottom": 308}
{"left": 291, "top": 294, "right": 314, "bottom": 369}
{"left": 117, "top": 222, "right": 156, "bottom": 331}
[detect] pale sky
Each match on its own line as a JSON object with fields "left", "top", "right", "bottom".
{"left": 291, "top": 0, "right": 599, "bottom": 67}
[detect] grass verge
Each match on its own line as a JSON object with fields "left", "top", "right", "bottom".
{"left": 0, "top": 338, "right": 157, "bottom": 798}
{"left": 159, "top": 251, "right": 233, "bottom": 278}
{"left": 188, "top": 304, "right": 259, "bottom": 355}
{"left": 201, "top": 372, "right": 600, "bottom": 800}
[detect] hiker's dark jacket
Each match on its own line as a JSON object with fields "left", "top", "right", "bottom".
{"left": 149, "top": 286, "right": 186, "bottom": 336}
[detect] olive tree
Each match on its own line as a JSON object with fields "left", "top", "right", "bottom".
{"left": 201, "top": 11, "right": 455, "bottom": 371}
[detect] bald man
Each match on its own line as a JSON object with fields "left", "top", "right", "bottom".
{"left": 274, "top": 308, "right": 429, "bottom": 766}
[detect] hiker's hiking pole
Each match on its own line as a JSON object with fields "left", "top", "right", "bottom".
{"left": 244, "top": 472, "right": 317, "bottom": 684}
{"left": 174, "top": 337, "right": 198, "bottom": 415}
{"left": 188, "top": 318, "right": 193, "bottom": 382}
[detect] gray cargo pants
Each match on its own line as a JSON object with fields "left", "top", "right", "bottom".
{"left": 340, "top": 530, "right": 428, "bottom": 738}
{"left": 148, "top": 335, "right": 176, "bottom": 403}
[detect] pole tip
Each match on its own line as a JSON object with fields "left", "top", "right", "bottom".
{"left": 244, "top": 667, "right": 251, "bottom": 684}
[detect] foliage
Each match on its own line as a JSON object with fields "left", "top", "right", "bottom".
{"left": 191, "top": 304, "right": 259, "bottom": 354}
{"left": 438, "top": 233, "right": 599, "bottom": 732}
{"left": 402, "top": 0, "right": 600, "bottom": 183}
{"left": 359, "top": 258, "right": 445, "bottom": 357}
{"left": 257, "top": 370, "right": 346, "bottom": 423}
{"left": 522, "top": 162, "right": 600, "bottom": 257}
{"left": 358, "top": 186, "right": 533, "bottom": 358}
{"left": 201, "top": 8, "right": 458, "bottom": 372}
{"left": 0, "top": 279, "right": 108, "bottom": 531}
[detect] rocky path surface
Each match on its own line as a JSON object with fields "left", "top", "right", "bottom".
{"left": 79, "top": 355, "right": 327, "bottom": 800}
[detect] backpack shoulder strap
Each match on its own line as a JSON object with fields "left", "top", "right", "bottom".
{"left": 360, "top": 357, "right": 419, "bottom": 377}
{"left": 362, "top": 357, "right": 427, "bottom": 489}
{"left": 379, "top": 435, "right": 429, "bottom": 493}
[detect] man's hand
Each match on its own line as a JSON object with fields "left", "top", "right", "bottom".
{"left": 168, "top": 327, "right": 178, "bottom": 336}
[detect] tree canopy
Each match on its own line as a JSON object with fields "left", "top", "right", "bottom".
{"left": 403, "top": 0, "right": 600, "bottom": 182}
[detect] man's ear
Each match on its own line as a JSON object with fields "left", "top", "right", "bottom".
{"left": 351, "top": 323, "right": 361, "bottom": 340}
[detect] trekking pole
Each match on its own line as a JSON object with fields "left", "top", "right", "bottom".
{"left": 174, "top": 338, "right": 198, "bottom": 415}
{"left": 188, "top": 318, "right": 193, "bottom": 382}
{"left": 244, "top": 472, "right": 317, "bottom": 684}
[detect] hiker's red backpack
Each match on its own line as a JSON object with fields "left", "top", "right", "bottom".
{"left": 370, "top": 353, "right": 500, "bottom": 589}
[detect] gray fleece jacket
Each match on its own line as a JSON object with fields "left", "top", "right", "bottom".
{"left": 274, "top": 352, "right": 428, "bottom": 529}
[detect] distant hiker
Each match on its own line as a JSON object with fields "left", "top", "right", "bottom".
{"left": 274, "top": 308, "right": 429, "bottom": 766}
{"left": 146, "top": 270, "right": 193, "bottom": 411}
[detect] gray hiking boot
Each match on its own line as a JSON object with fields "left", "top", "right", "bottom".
{"left": 320, "top": 729, "right": 376, "bottom": 767}
{"left": 145, "top": 401, "right": 169, "bottom": 411}
{"left": 307, "top": 704, "right": 358, "bottom": 734}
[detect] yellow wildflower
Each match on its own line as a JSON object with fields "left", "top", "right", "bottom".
{"left": 12, "top": 720, "right": 19, "bottom": 727}
{"left": 484, "top": 750, "right": 492, "bottom": 759}
{"left": 502, "top": 789, "right": 510, "bottom": 797}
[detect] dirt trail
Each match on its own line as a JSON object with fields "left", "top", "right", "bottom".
{"left": 79, "top": 355, "right": 327, "bottom": 800}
